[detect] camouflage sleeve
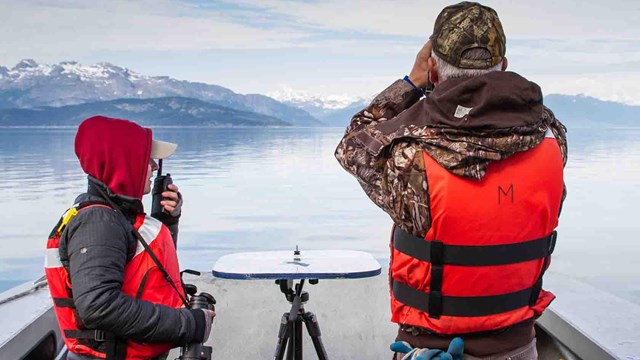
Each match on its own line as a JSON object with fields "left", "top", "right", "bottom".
{"left": 544, "top": 106, "right": 568, "bottom": 166}
{"left": 545, "top": 106, "right": 569, "bottom": 216}
{"left": 335, "top": 80, "right": 431, "bottom": 236}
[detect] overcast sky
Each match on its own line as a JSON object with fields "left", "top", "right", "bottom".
{"left": 2, "top": 0, "right": 640, "bottom": 104}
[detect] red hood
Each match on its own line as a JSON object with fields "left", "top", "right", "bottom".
{"left": 75, "top": 116, "right": 152, "bottom": 199}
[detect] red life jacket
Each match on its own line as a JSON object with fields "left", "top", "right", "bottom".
{"left": 45, "top": 202, "right": 186, "bottom": 359}
{"left": 389, "top": 133, "right": 564, "bottom": 335}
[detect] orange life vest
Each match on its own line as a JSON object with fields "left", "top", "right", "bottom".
{"left": 45, "top": 202, "right": 186, "bottom": 359}
{"left": 390, "top": 133, "right": 564, "bottom": 334}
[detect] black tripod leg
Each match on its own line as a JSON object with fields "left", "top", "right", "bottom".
{"left": 286, "top": 317, "right": 303, "bottom": 360}
{"left": 294, "top": 316, "right": 303, "bottom": 360}
{"left": 287, "top": 320, "right": 296, "bottom": 360}
{"left": 273, "top": 313, "right": 290, "bottom": 360}
{"left": 286, "top": 323, "right": 294, "bottom": 360}
{"left": 303, "top": 312, "right": 329, "bottom": 360}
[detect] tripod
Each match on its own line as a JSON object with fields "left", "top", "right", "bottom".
{"left": 272, "top": 279, "right": 329, "bottom": 360}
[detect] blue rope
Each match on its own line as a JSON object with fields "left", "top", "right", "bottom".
{"left": 403, "top": 75, "right": 426, "bottom": 97}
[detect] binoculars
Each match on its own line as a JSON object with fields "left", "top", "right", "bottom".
{"left": 178, "top": 284, "right": 216, "bottom": 360}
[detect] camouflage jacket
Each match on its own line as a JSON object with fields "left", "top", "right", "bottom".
{"left": 335, "top": 72, "right": 567, "bottom": 237}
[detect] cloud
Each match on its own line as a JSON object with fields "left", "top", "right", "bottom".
{"left": 507, "top": 39, "right": 640, "bottom": 75}
{"left": 212, "top": 0, "right": 640, "bottom": 40}
{"left": 1, "top": 0, "right": 640, "bottom": 103}
{"left": 3, "top": 0, "right": 638, "bottom": 57}
{"left": 0, "top": 0, "right": 308, "bottom": 62}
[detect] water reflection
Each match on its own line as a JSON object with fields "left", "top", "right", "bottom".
{"left": 0, "top": 127, "right": 639, "bottom": 306}
{"left": 0, "top": 127, "right": 391, "bottom": 291}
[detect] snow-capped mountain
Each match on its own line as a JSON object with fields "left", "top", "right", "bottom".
{"left": 0, "top": 59, "right": 320, "bottom": 126}
{"left": 267, "top": 86, "right": 370, "bottom": 119}
{"left": 268, "top": 86, "right": 363, "bottom": 111}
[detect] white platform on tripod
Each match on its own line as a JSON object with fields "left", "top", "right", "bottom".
{"left": 212, "top": 250, "right": 381, "bottom": 280}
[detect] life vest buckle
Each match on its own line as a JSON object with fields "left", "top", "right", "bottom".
{"left": 428, "top": 290, "right": 443, "bottom": 319}
{"left": 548, "top": 231, "right": 557, "bottom": 255}
{"left": 64, "top": 329, "right": 114, "bottom": 342}
{"left": 93, "top": 330, "right": 109, "bottom": 342}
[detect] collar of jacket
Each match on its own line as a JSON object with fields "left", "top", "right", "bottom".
{"left": 357, "top": 72, "right": 551, "bottom": 157}
{"left": 377, "top": 71, "right": 545, "bottom": 135}
{"left": 87, "top": 176, "right": 144, "bottom": 218}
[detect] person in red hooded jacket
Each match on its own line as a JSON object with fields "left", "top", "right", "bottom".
{"left": 45, "top": 116, "right": 215, "bottom": 360}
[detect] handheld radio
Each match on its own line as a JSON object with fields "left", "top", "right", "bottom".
{"left": 151, "top": 159, "right": 173, "bottom": 217}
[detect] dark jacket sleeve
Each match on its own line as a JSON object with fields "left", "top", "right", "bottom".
{"left": 60, "top": 207, "right": 205, "bottom": 344}
{"left": 151, "top": 192, "right": 182, "bottom": 247}
{"left": 335, "top": 79, "right": 430, "bottom": 235}
{"left": 166, "top": 222, "right": 179, "bottom": 247}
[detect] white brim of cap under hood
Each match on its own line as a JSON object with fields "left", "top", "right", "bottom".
{"left": 150, "top": 139, "right": 177, "bottom": 159}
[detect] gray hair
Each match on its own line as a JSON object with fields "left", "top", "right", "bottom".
{"left": 432, "top": 48, "right": 503, "bottom": 82}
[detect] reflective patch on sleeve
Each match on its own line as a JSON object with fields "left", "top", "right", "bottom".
{"left": 45, "top": 248, "right": 63, "bottom": 268}
{"left": 135, "top": 216, "right": 163, "bottom": 256}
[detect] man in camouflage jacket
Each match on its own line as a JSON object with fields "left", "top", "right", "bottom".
{"left": 335, "top": 2, "right": 567, "bottom": 359}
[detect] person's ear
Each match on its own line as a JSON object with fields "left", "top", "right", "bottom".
{"left": 149, "top": 158, "right": 158, "bottom": 172}
{"left": 501, "top": 57, "right": 508, "bottom": 71}
{"left": 428, "top": 57, "right": 439, "bottom": 85}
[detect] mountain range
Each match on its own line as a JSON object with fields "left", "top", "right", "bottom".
{"left": 0, "top": 59, "right": 638, "bottom": 128}
{"left": 0, "top": 59, "right": 319, "bottom": 127}
{"left": 0, "top": 97, "right": 289, "bottom": 127}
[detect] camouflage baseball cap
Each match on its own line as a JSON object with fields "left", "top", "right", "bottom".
{"left": 431, "top": 2, "right": 506, "bottom": 69}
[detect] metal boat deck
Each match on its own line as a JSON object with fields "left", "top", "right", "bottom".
{"left": 1, "top": 271, "right": 638, "bottom": 359}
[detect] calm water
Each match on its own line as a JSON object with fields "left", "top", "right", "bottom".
{"left": 0, "top": 127, "right": 639, "bottom": 306}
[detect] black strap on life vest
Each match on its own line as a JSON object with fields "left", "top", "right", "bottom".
{"left": 393, "top": 226, "right": 557, "bottom": 266}
{"left": 428, "top": 240, "right": 444, "bottom": 318}
{"left": 53, "top": 297, "right": 75, "bottom": 308}
{"left": 54, "top": 297, "right": 125, "bottom": 359}
{"left": 64, "top": 330, "right": 126, "bottom": 359}
{"left": 65, "top": 329, "right": 116, "bottom": 342}
{"left": 392, "top": 226, "right": 557, "bottom": 318}
{"left": 392, "top": 279, "right": 537, "bottom": 317}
